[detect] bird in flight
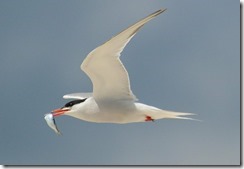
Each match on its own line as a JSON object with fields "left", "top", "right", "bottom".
{"left": 44, "top": 9, "right": 195, "bottom": 134}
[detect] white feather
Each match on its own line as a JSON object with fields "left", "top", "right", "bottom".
{"left": 81, "top": 9, "right": 166, "bottom": 101}
{"left": 63, "top": 93, "right": 92, "bottom": 100}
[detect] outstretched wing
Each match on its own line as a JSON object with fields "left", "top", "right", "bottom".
{"left": 81, "top": 9, "right": 166, "bottom": 101}
{"left": 63, "top": 93, "right": 93, "bottom": 100}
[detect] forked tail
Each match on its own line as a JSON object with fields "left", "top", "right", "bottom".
{"left": 135, "top": 103, "right": 198, "bottom": 121}
{"left": 157, "top": 110, "right": 196, "bottom": 121}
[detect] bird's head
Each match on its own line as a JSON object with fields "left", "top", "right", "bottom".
{"left": 52, "top": 99, "right": 87, "bottom": 117}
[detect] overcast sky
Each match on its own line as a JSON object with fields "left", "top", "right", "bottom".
{"left": 0, "top": 0, "right": 240, "bottom": 165}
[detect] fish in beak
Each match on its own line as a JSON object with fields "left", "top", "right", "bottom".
{"left": 44, "top": 100, "right": 82, "bottom": 134}
{"left": 44, "top": 113, "right": 62, "bottom": 135}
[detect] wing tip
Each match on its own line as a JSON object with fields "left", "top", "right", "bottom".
{"left": 153, "top": 8, "right": 167, "bottom": 16}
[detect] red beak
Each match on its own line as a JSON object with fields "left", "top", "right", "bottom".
{"left": 52, "top": 108, "right": 69, "bottom": 117}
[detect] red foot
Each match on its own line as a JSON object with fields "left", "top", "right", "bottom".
{"left": 145, "top": 116, "right": 154, "bottom": 122}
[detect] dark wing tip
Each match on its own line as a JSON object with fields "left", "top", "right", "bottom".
{"left": 153, "top": 8, "right": 167, "bottom": 16}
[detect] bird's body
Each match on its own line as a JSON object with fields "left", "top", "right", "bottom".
{"left": 64, "top": 97, "right": 193, "bottom": 124}
{"left": 66, "top": 98, "right": 137, "bottom": 123}
{"left": 45, "top": 9, "right": 195, "bottom": 133}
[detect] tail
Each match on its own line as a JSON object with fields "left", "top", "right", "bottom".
{"left": 136, "top": 103, "right": 199, "bottom": 121}
{"left": 157, "top": 110, "right": 198, "bottom": 121}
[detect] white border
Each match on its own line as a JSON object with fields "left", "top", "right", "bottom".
{"left": 1, "top": 0, "right": 242, "bottom": 168}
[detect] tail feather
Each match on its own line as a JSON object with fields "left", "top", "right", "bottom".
{"left": 162, "top": 111, "right": 195, "bottom": 119}
{"left": 138, "top": 103, "right": 198, "bottom": 121}
{"left": 135, "top": 103, "right": 200, "bottom": 122}
{"left": 156, "top": 110, "right": 199, "bottom": 121}
{"left": 172, "top": 114, "right": 200, "bottom": 121}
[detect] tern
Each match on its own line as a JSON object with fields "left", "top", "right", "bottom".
{"left": 45, "top": 9, "right": 195, "bottom": 129}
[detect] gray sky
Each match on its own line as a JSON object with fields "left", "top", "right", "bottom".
{"left": 0, "top": 0, "right": 240, "bottom": 165}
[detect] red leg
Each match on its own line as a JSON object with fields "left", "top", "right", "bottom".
{"left": 145, "top": 115, "right": 154, "bottom": 122}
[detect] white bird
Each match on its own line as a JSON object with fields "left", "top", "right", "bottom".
{"left": 45, "top": 9, "right": 195, "bottom": 130}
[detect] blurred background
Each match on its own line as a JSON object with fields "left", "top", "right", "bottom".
{"left": 0, "top": 0, "right": 240, "bottom": 165}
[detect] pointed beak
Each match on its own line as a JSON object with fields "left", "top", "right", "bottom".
{"left": 52, "top": 108, "right": 70, "bottom": 117}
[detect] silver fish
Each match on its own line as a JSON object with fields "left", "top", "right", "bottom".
{"left": 44, "top": 113, "right": 62, "bottom": 135}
